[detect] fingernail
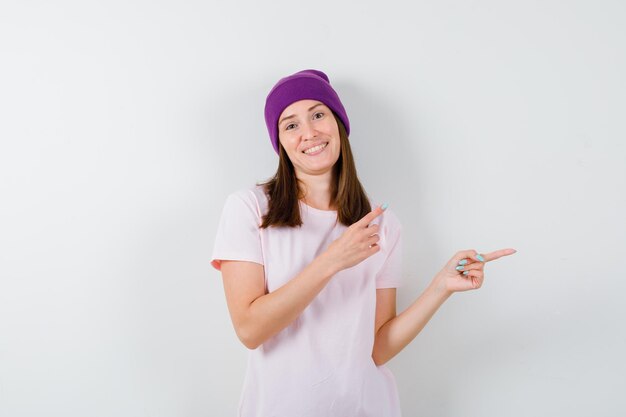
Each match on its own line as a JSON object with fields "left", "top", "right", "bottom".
{"left": 476, "top": 254, "right": 485, "bottom": 262}
{"left": 463, "top": 271, "right": 469, "bottom": 275}
{"left": 381, "top": 203, "right": 388, "bottom": 210}
{"left": 456, "top": 266, "right": 464, "bottom": 271}
{"left": 458, "top": 259, "right": 468, "bottom": 265}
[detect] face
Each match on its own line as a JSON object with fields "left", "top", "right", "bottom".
{"left": 277, "top": 99, "right": 341, "bottom": 177}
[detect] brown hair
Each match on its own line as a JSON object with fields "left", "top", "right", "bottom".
{"left": 258, "top": 112, "right": 371, "bottom": 228}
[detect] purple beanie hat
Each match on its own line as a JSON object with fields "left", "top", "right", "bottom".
{"left": 264, "top": 69, "right": 350, "bottom": 155}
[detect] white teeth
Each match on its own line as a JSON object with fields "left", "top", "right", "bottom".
{"left": 303, "top": 143, "right": 328, "bottom": 154}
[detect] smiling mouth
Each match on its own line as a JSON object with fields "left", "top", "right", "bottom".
{"left": 302, "top": 142, "right": 329, "bottom": 155}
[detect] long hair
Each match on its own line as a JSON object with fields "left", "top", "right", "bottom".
{"left": 258, "top": 112, "right": 372, "bottom": 228}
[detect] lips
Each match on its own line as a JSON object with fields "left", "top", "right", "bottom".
{"left": 302, "top": 142, "right": 329, "bottom": 155}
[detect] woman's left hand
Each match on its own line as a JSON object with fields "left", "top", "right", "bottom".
{"left": 434, "top": 248, "right": 517, "bottom": 294}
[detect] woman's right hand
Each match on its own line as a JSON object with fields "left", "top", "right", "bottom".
{"left": 323, "top": 205, "right": 387, "bottom": 274}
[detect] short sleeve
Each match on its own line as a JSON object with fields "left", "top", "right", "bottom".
{"left": 210, "top": 190, "right": 264, "bottom": 271}
{"left": 375, "top": 209, "right": 403, "bottom": 289}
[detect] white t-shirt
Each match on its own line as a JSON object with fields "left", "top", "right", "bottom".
{"left": 211, "top": 184, "right": 403, "bottom": 417}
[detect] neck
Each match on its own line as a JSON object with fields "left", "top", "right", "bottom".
{"left": 296, "top": 170, "right": 334, "bottom": 210}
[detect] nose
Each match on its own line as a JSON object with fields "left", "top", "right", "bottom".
{"left": 301, "top": 120, "right": 318, "bottom": 140}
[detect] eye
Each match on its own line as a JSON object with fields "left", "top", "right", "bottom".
{"left": 314, "top": 112, "right": 324, "bottom": 119}
{"left": 285, "top": 123, "right": 296, "bottom": 130}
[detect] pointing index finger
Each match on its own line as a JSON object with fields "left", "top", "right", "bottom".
{"left": 356, "top": 203, "right": 388, "bottom": 228}
{"left": 482, "top": 248, "right": 518, "bottom": 262}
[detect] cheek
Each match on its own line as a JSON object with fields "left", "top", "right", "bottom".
{"left": 278, "top": 135, "right": 295, "bottom": 151}
{"left": 333, "top": 142, "right": 341, "bottom": 156}
{"left": 280, "top": 137, "right": 297, "bottom": 155}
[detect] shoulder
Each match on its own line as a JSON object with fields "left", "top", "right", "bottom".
{"left": 222, "top": 184, "right": 269, "bottom": 216}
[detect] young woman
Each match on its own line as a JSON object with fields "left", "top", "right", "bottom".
{"left": 210, "top": 69, "right": 516, "bottom": 416}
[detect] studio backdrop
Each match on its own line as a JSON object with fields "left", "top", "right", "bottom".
{"left": 0, "top": 1, "right": 624, "bottom": 416}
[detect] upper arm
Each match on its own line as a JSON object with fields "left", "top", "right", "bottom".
{"left": 220, "top": 260, "right": 266, "bottom": 343}
{"left": 374, "top": 287, "right": 397, "bottom": 335}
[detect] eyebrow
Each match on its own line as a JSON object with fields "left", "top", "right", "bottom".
{"left": 278, "top": 103, "right": 325, "bottom": 126}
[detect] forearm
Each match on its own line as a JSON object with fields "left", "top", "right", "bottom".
{"left": 372, "top": 276, "right": 452, "bottom": 366}
{"left": 242, "top": 253, "right": 337, "bottom": 349}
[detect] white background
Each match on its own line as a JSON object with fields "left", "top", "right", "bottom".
{"left": 1, "top": 1, "right": 625, "bottom": 416}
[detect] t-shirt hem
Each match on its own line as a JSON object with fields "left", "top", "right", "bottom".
{"left": 211, "top": 255, "right": 265, "bottom": 271}
{"left": 375, "top": 280, "right": 403, "bottom": 289}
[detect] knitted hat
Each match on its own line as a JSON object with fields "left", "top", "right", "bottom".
{"left": 264, "top": 69, "right": 350, "bottom": 155}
